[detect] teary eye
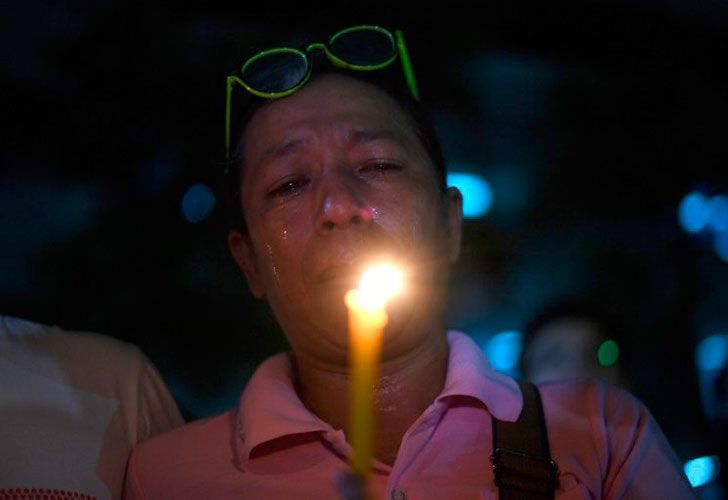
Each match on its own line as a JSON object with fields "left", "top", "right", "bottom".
{"left": 359, "top": 162, "right": 402, "bottom": 176}
{"left": 268, "top": 177, "right": 310, "bottom": 199}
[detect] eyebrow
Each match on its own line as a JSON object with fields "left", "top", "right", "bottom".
{"left": 257, "top": 137, "right": 311, "bottom": 165}
{"left": 347, "top": 128, "right": 403, "bottom": 145}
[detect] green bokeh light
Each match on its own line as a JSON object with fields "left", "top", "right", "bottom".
{"left": 598, "top": 340, "right": 620, "bottom": 367}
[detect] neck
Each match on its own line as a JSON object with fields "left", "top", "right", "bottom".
{"left": 294, "top": 330, "right": 449, "bottom": 466}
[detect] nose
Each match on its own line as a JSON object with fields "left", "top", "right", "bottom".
{"left": 315, "top": 172, "right": 373, "bottom": 234}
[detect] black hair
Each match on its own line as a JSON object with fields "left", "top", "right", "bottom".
{"left": 224, "top": 63, "right": 447, "bottom": 234}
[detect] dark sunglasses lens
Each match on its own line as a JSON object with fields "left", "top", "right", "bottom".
{"left": 241, "top": 51, "right": 308, "bottom": 93}
{"left": 329, "top": 28, "right": 395, "bottom": 66}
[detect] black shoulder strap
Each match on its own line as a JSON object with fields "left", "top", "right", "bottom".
{"left": 492, "top": 381, "right": 559, "bottom": 499}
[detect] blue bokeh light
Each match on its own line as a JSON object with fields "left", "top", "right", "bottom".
{"left": 485, "top": 331, "right": 523, "bottom": 373}
{"left": 709, "top": 195, "right": 728, "bottom": 232}
{"left": 678, "top": 192, "right": 710, "bottom": 234}
{"left": 696, "top": 334, "right": 728, "bottom": 372}
{"left": 715, "top": 230, "right": 728, "bottom": 262}
{"left": 447, "top": 172, "right": 493, "bottom": 218}
{"left": 181, "top": 183, "right": 216, "bottom": 223}
{"left": 683, "top": 456, "right": 719, "bottom": 488}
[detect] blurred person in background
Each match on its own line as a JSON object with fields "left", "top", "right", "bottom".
{"left": 520, "top": 300, "right": 631, "bottom": 389}
{"left": 0, "top": 315, "right": 183, "bottom": 499}
{"left": 521, "top": 300, "right": 725, "bottom": 497}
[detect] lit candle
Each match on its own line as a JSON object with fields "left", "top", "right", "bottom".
{"left": 345, "top": 264, "right": 404, "bottom": 479}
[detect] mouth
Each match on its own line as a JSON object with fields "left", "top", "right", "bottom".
{"left": 317, "top": 264, "right": 361, "bottom": 290}
{"left": 312, "top": 237, "right": 406, "bottom": 295}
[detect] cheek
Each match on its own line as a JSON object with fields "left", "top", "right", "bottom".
{"left": 374, "top": 187, "right": 447, "bottom": 256}
{"left": 248, "top": 211, "right": 311, "bottom": 290}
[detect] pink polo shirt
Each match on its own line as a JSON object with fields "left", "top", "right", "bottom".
{"left": 125, "top": 331, "right": 694, "bottom": 499}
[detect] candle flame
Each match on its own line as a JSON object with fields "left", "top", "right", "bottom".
{"left": 357, "top": 263, "right": 404, "bottom": 310}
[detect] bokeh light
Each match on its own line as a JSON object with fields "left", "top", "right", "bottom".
{"left": 708, "top": 195, "right": 728, "bottom": 232}
{"left": 678, "top": 192, "right": 710, "bottom": 234}
{"left": 181, "top": 183, "right": 215, "bottom": 223}
{"left": 696, "top": 334, "right": 728, "bottom": 372}
{"left": 447, "top": 172, "right": 493, "bottom": 218}
{"left": 683, "top": 455, "right": 720, "bottom": 488}
{"left": 597, "top": 339, "right": 620, "bottom": 367}
{"left": 485, "top": 331, "right": 523, "bottom": 373}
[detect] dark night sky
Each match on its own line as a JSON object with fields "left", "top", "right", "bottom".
{"left": 2, "top": 1, "right": 728, "bottom": 475}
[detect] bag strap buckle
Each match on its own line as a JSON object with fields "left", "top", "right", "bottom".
{"left": 492, "top": 447, "right": 559, "bottom": 495}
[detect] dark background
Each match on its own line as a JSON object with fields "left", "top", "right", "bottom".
{"left": 2, "top": 1, "right": 727, "bottom": 492}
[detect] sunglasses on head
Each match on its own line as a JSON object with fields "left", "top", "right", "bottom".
{"left": 225, "top": 25, "right": 420, "bottom": 158}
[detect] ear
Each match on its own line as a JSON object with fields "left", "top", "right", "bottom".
{"left": 444, "top": 187, "right": 463, "bottom": 263}
{"left": 228, "top": 230, "right": 266, "bottom": 299}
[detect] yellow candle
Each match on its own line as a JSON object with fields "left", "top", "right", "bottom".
{"left": 345, "top": 264, "right": 403, "bottom": 479}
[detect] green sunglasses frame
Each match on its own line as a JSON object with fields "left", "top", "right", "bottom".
{"left": 225, "top": 25, "right": 420, "bottom": 157}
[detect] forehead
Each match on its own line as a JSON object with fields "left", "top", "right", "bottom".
{"left": 241, "top": 74, "right": 421, "bottom": 167}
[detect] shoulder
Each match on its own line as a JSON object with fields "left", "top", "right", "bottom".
{"left": 536, "top": 378, "right": 653, "bottom": 454}
{"left": 1, "top": 315, "right": 145, "bottom": 365}
{"left": 0, "top": 315, "right": 153, "bottom": 386}
{"left": 136, "top": 410, "right": 236, "bottom": 456}
{"left": 0, "top": 315, "right": 183, "bottom": 437}
{"left": 537, "top": 377, "right": 643, "bottom": 422}
{"left": 126, "top": 411, "right": 238, "bottom": 494}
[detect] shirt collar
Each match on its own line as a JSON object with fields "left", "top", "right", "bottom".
{"left": 235, "top": 330, "right": 523, "bottom": 467}
{"left": 437, "top": 330, "right": 523, "bottom": 422}
{"left": 235, "top": 352, "right": 335, "bottom": 467}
